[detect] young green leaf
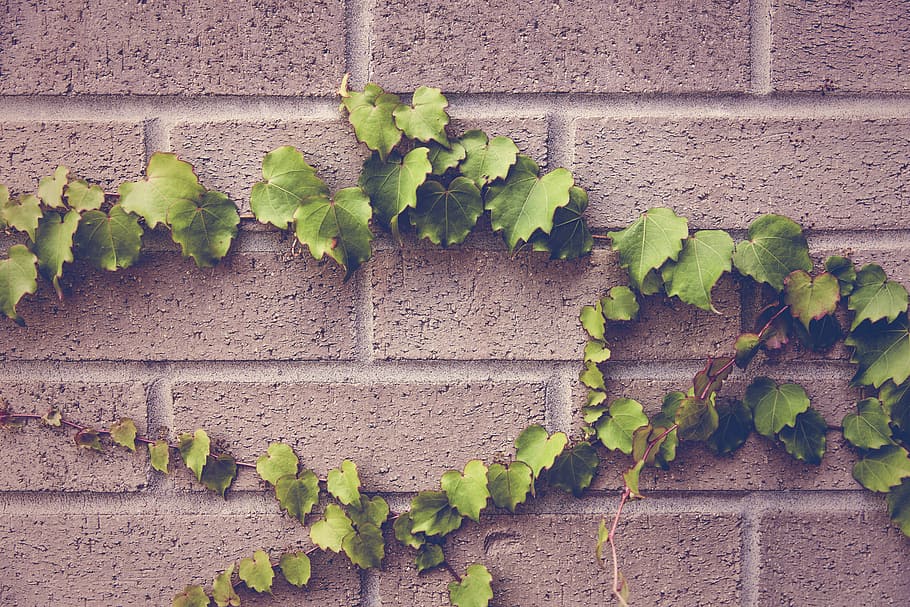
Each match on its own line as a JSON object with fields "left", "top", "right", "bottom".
{"left": 42, "top": 408, "right": 62, "bottom": 427}
{"left": 846, "top": 313, "right": 910, "bottom": 388}
{"left": 342, "top": 522, "right": 385, "bottom": 569}
{"left": 172, "top": 585, "right": 210, "bottom": 607}
{"left": 542, "top": 186, "right": 594, "bottom": 260}
{"left": 412, "top": 177, "right": 483, "bottom": 246}
{"left": 119, "top": 153, "right": 205, "bottom": 229}
{"left": 250, "top": 146, "right": 331, "bottom": 229}
{"left": 178, "top": 429, "right": 210, "bottom": 482}
{"left": 37, "top": 166, "right": 69, "bottom": 208}
{"left": 279, "top": 552, "right": 311, "bottom": 587}
{"left": 623, "top": 459, "right": 645, "bottom": 499}
{"left": 1, "top": 194, "right": 43, "bottom": 240}
{"left": 594, "top": 398, "right": 649, "bottom": 454}
{"left": 744, "top": 377, "right": 810, "bottom": 437}
{"left": 0, "top": 245, "right": 39, "bottom": 325}
{"left": 340, "top": 81, "right": 403, "bottom": 160}
{"left": 149, "top": 439, "right": 170, "bottom": 473}
{"left": 409, "top": 490, "right": 464, "bottom": 537}
{"left": 734, "top": 333, "right": 761, "bottom": 369}
{"left": 584, "top": 340, "right": 611, "bottom": 363}
{"left": 579, "top": 360, "right": 606, "bottom": 390}
{"left": 109, "top": 418, "right": 137, "bottom": 451}
{"left": 601, "top": 286, "right": 640, "bottom": 321}
{"left": 706, "top": 400, "right": 753, "bottom": 455}
{"left": 393, "top": 512, "right": 425, "bottom": 549}
{"left": 212, "top": 564, "right": 240, "bottom": 607}
{"left": 547, "top": 442, "right": 598, "bottom": 497}
{"left": 661, "top": 229, "right": 734, "bottom": 313}
{"left": 74, "top": 428, "right": 104, "bottom": 452}
{"left": 74, "top": 205, "right": 143, "bottom": 271}
{"left": 393, "top": 85, "right": 450, "bottom": 146}
{"left": 486, "top": 461, "right": 533, "bottom": 512}
{"left": 238, "top": 549, "right": 274, "bottom": 593}
{"left": 825, "top": 255, "right": 857, "bottom": 296}
{"left": 348, "top": 495, "right": 390, "bottom": 528}
{"left": 426, "top": 139, "right": 466, "bottom": 174}
{"left": 33, "top": 209, "right": 80, "bottom": 297}
{"left": 294, "top": 186, "right": 373, "bottom": 278}
{"left": 458, "top": 130, "right": 519, "bottom": 187}
{"left": 783, "top": 271, "right": 840, "bottom": 330}
{"left": 484, "top": 155, "right": 573, "bottom": 250}
{"left": 843, "top": 398, "right": 894, "bottom": 450}
{"left": 881, "top": 381, "right": 910, "bottom": 438}
{"left": 327, "top": 459, "right": 362, "bottom": 506}
{"left": 732, "top": 214, "right": 812, "bottom": 291}
{"left": 852, "top": 445, "right": 910, "bottom": 492}
{"left": 886, "top": 477, "right": 910, "bottom": 536}
{"left": 847, "top": 264, "right": 909, "bottom": 330}
{"left": 608, "top": 208, "right": 689, "bottom": 293}
{"left": 440, "top": 459, "right": 490, "bottom": 522}
{"left": 579, "top": 300, "right": 605, "bottom": 340}
{"left": 415, "top": 543, "right": 445, "bottom": 573}
{"left": 168, "top": 190, "right": 240, "bottom": 268}
{"left": 201, "top": 454, "right": 237, "bottom": 497}
{"left": 65, "top": 180, "right": 105, "bottom": 212}
{"left": 514, "top": 424, "right": 568, "bottom": 478}
{"left": 256, "top": 442, "right": 299, "bottom": 486}
{"left": 675, "top": 395, "right": 719, "bottom": 442}
{"left": 310, "top": 503, "right": 355, "bottom": 552}
{"left": 275, "top": 470, "right": 320, "bottom": 523}
{"left": 778, "top": 408, "right": 827, "bottom": 465}
{"left": 449, "top": 564, "right": 493, "bottom": 607}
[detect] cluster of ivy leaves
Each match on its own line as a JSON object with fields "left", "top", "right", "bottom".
{"left": 578, "top": 208, "right": 910, "bottom": 537}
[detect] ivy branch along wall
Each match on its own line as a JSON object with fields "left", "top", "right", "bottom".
{"left": 1, "top": 1, "right": 910, "bottom": 606}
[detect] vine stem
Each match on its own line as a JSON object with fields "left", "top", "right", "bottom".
{"left": 442, "top": 560, "right": 462, "bottom": 583}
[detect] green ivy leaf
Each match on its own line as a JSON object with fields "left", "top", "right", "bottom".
{"left": 74, "top": 428, "right": 104, "bottom": 452}
{"left": 881, "top": 381, "right": 910, "bottom": 439}
{"left": 584, "top": 340, "right": 611, "bottom": 364}
{"left": 65, "top": 180, "right": 105, "bottom": 212}
{"left": 293, "top": 186, "right": 373, "bottom": 279}
{"left": 74, "top": 205, "right": 143, "bottom": 271}
{"left": 542, "top": 186, "right": 594, "bottom": 260}
{"left": 409, "top": 490, "right": 464, "bottom": 537}
{"left": 514, "top": 424, "right": 568, "bottom": 478}
{"left": 310, "top": 503, "right": 355, "bottom": 552}
{"left": 348, "top": 495, "right": 390, "bottom": 528}
{"left": 778, "top": 408, "right": 827, "bottom": 465}
{"left": 238, "top": 549, "right": 274, "bottom": 593}
{"left": 601, "top": 286, "right": 640, "bottom": 321}
{"left": 623, "top": 459, "right": 645, "bottom": 499}
{"left": 608, "top": 208, "right": 689, "bottom": 293}
{"left": 486, "top": 461, "right": 533, "bottom": 513}
{"left": 172, "top": 585, "right": 210, "bottom": 607}
{"left": 393, "top": 86, "right": 450, "bottom": 146}
{"left": 825, "top": 255, "right": 857, "bottom": 297}
{"left": 706, "top": 400, "right": 753, "bottom": 455}
{"left": 843, "top": 398, "right": 894, "bottom": 450}
{"left": 441, "top": 459, "right": 490, "bottom": 522}
{"left": 661, "top": 229, "right": 734, "bottom": 313}
{"left": 594, "top": 398, "right": 649, "bottom": 454}
{"left": 846, "top": 313, "right": 910, "bottom": 388}
{"left": 393, "top": 512, "right": 425, "bottom": 549}
{"left": 360, "top": 148, "right": 432, "bottom": 237}
{"left": 852, "top": 445, "right": 910, "bottom": 492}
{"left": 42, "top": 408, "right": 62, "bottom": 427}
{"left": 734, "top": 333, "right": 761, "bottom": 369}
{"left": 275, "top": 470, "right": 320, "bottom": 523}
{"left": 340, "top": 81, "right": 403, "bottom": 160}
{"left": 784, "top": 271, "right": 840, "bottom": 330}
{"left": 412, "top": 177, "right": 483, "bottom": 246}
{"left": 427, "top": 140, "right": 466, "bottom": 174}
{"left": 33, "top": 209, "right": 80, "bottom": 297}
{"left": 415, "top": 543, "right": 445, "bottom": 573}
{"left": 201, "top": 454, "right": 237, "bottom": 497}
{"left": 744, "top": 377, "right": 810, "bottom": 438}
{"left": 0, "top": 245, "right": 38, "bottom": 325}
{"left": 168, "top": 191, "right": 239, "bottom": 268}
{"left": 256, "top": 442, "right": 298, "bottom": 486}
{"left": 449, "top": 564, "right": 493, "bottom": 607}
{"left": 327, "top": 459, "right": 361, "bottom": 506}
{"left": 547, "top": 442, "right": 598, "bottom": 497}
{"left": 342, "top": 522, "right": 385, "bottom": 569}
{"left": 279, "top": 552, "right": 311, "bottom": 587}
{"left": 579, "top": 360, "right": 606, "bottom": 390}
{"left": 631, "top": 422, "right": 678, "bottom": 469}
{"left": 675, "top": 395, "right": 719, "bottom": 441}
{"left": 847, "top": 264, "right": 909, "bottom": 330}
{"left": 484, "top": 155, "right": 573, "bottom": 250}
{"left": 886, "top": 477, "right": 910, "bottom": 536}
{"left": 1, "top": 194, "right": 43, "bottom": 240}
{"left": 119, "top": 153, "right": 205, "bottom": 229}
{"left": 178, "top": 429, "right": 210, "bottom": 482}
{"left": 732, "top": 214, "right": 812, "bottom": 291}
{"left": 109, "top": 418, "right": 137, "bottom": 451}
{"left": 149, "top": 439, "right": 170, "bottom": 473}
{"left": 37, "top": 165, "right": 69, "bottom": 208}
{"left": 458, "top": 130, "right": 519, "bottom": 188}
{"left": 212, "top": 564, "right": 240, "bottom": 607}
{"left": 579, "top": 300, "right": 605, "bottom": 341}
{"left": 250, "top": 146, "right": 331, "bottom": 229}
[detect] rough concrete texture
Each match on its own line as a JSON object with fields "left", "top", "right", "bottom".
{"left": 371, "top": 0, "right": 750, "bottom": 93}
{"left": 0, "top": 1, "right": 345, "bottom": 95}
{"left": 772, "top": 0, "right": 910, "bottom": 93}
{"left": 0, "top": 121, "right": 146, "bottom": 194}
{"left": 380, "top": 513, "right": 743, "bottom": 606}
{"left": 371, "top": 249, "right": 739, "bottom": 360}
{"left": 574, "top": 118, "right": 910, "bottom": 230}
{"left": 758, "top": 511, "right": 910, "bottom": 605}
{"left": 0, "top": 382, "right": 148, "bottom": 491}
{"left": 171, "top": 381, "right": 545, "bottom": 492}
{"left": 0, "top": 246, "right": 357, "bottom": 361}
{"left": 0, "top": 512, "right": 359, "bottom": 606}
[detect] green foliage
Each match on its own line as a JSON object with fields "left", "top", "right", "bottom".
{"left": 37, "top": 166, "right": 69, "bottom": 208}
{"left": 887, "top": 478, "right": 910, "bottom": 535}
{"left": 441, "top": 459, "right": 490, "bottom": 522}
{"left": 178, "top": 429, "right": 211, "bottom": 482}
{"left": 847, "top": 313, "right": 910, "bottom": 388}
{"left": 541, "top": 186, "right": 594, "bottom": 260}
{"left": 256, "top": 442, "right": 299, "bottom": 486}
{"left": 2, "top": 194, "right": 43, "bottom": 240}
{"left": 294, "top": 187, "right": 373, "bottom": 279}
{"left": 74, "top": 428, "right": 104, "bottom": 452}
{"left": 327, "top": 459, "right": 362, "bottom": 506}
{"left": 661, "top": 229, "right": 734, "bottom": 312}
{"left": 415, "top": 543, "right": 445, "bottom": 572}
{"left": 0, "top": 245, "right": 38, "bottom": 325}
{"left": 825, "top": 255, "right": 857, "bottom": 296}
{"left": 109, "top": 418, "right": 138, "bottom": 451}
{"left": 238, "top": 549, "right": 274, "bottom": 593}
{"left": 458, "top": 130, "right": 519, "bottom": 188}
{"left": 279, "top": 552, "right": 311, "bottom": 587}
{"left": 393, "top": 86, "right": 450, "bottom": 146}
{"left": 65, "top": 180, "right": 105, "bottom": 212}
{"left": 342, "top": 522, "right": 385, "bottom": 569}
{"left": 514, "top": 424, "right": 568, "bottom": 478}
{"left": 74, "top": 206, "right": 143, "bottom": 271}
{"left": 310, "top": 504, "right": 355, "bottom": 552}
{"left": 734, "top": 333, "right": 761, "bottom": 369}
{"left": 548, "top": 442, "right": 598, "bottom": 497}
{"left": 173, "top": 585, "right": 209, "bottom": 607}
{"left": 169, "top": 191, "right": 240, "bottom": 268}
{"left": 348, "top": 495, "right": 390, "bottom": 529}
{"left": 449, "top": 564, "right": 493, "bottom": 607}
{"left": 584, "top": 340, "right": 611, "bottom": 364}
{"left": 601, "top": 286, "right": 640, "bottom": 321}
{"left": 250, "top": 145, "right": 330, "bottom": 229}
{"left": 201, "top": 454, "right": 237, "bottom": 497}
{"left": 427, "top": 139, "right": 466, "bottom": 174}
{"left": 778, "top": 408, "right": 827, "bottom": 465}
{"left": 843, "top": 399, "right": 894, "bottom": 450}
{"left": 33, "top": 209, "right": 80, "bottom": 297}
{"left": 149, "top": 440, "right": 170, "bottom": 473}
{"left": 275, "top": 470, "right": 320, "bottom": 523}
{"left": 847, "top": 264, "right": 909, "bottom": 330}
{"left": 486, "top": 461, "right": 533, "bottom": 512}
{"left": 412, "top": 177, "right": 483, "bottom": 247}
{"left": 852, "top": 445, "right": 910, "bottom": 492}
{"left": 340, "top": 80, "right": 403, "bottom": 160}
{"left": 706, "top": 400, "right": 753, "bottom": 455}
{"left": 212, "top": 565, "right": 240, "bottom": 606}
{"left": 732, "top": 214, "right": 811, "bottom": 291}
{"left": 579, "top": 360, "right": 605, "bottom": 390}
{"left": 594, "top": 398, "right": 649, "bottom": 454}
{"left": 783, "top": 271, "right": 840, "bottom": 330}
{"left": 744, "top": 377, "right": 810, "bottom": 438}
{"left": 360, "top": 148, "right": 432, "bottom": 238}
{"left": 119, "top": 153, "right": 205, "bottom": 230}
{"left": 408, "top": 490, "right": 464, "bottom": 536}
{"left": 608, "top": 207, "right": 688, "bottom": 293}
{"left": 675, "top": 395, "right": 719, "bottom": 442}
{"left": 579, "top": 300, "right": 606, "bottom": 341}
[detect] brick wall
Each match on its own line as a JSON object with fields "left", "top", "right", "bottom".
{"left": 1, "top": 1, "right": 909, "bottom": 605}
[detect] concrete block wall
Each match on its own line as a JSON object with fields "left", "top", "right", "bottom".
{"left": 1, "top": 1, "right": 909, "bottom": 605}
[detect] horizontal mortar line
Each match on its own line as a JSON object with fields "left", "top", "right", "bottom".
{"left": 3, "top": 92, "right": 910, "bottom": 122}
{"left": 0, "top": 490, "right": 280, "bottom": 516}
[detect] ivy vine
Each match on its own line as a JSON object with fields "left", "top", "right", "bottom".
{"left": 1, "top": 79, "right": 908, "bottom": 606}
